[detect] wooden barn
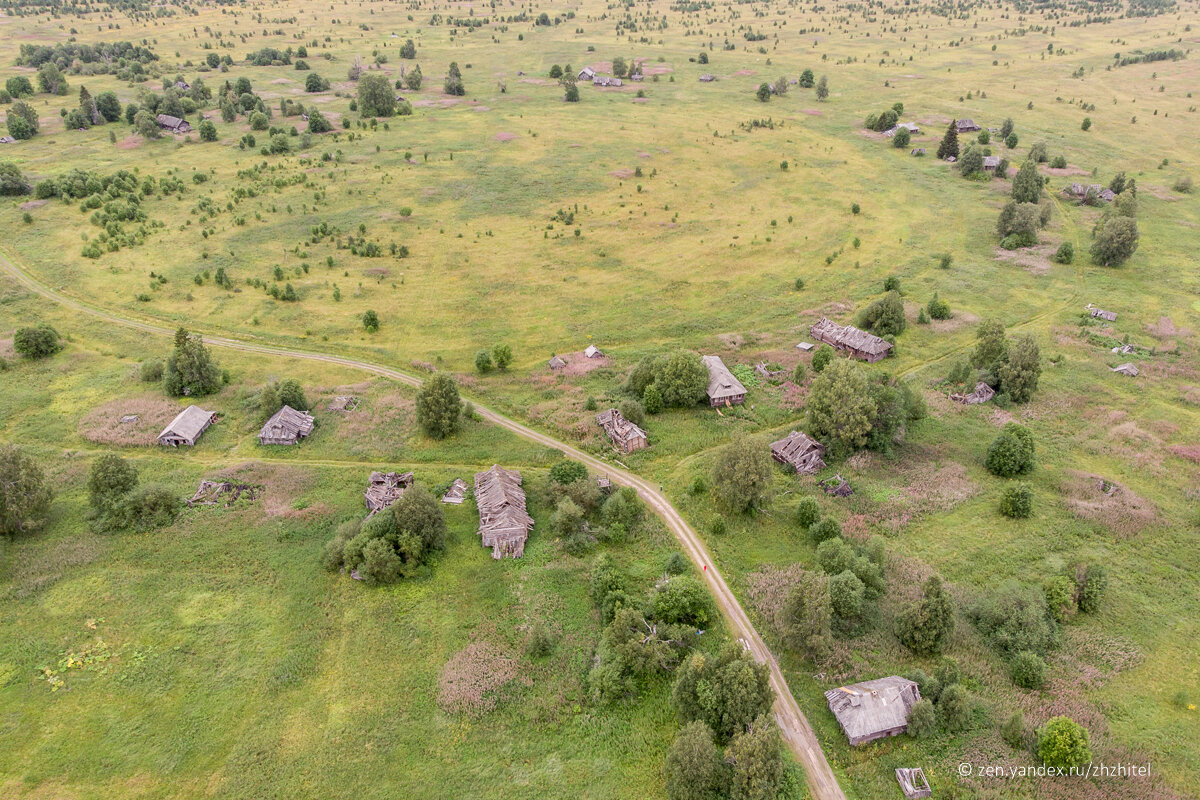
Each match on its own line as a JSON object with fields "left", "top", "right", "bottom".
{"left": 809, "top": 318, "right": 893, "bottom": 362}
{"left": 826, "top": 676, "right": 922, "bottom": 746}
{"left": 596, "top": 408, "right": 648, "bottom": 454}
{"left": 770, "top": 431, "right": 827, "bottom": 475}
{"left": 702, "top": 355, "right": 747, "bottom": 407}
{"left": 584, "top": 344, "right": 604, "bottom": 358}
{"left": 474, "top": 465, "right": 534, "bottom": 559}
{"left": 954, "top": 118, "right": 981, "bottom": 133}
{"left": 158, "top": 405, "right": 216, "bottom": 447}
{"left": 155, "top": 114, "right": 191, "bottom": 133}
{"left": 258, "top": 405, "right": 315, "bottom": 445}
{"left": 364, "top": 471, "right": 414, "bottom": 513}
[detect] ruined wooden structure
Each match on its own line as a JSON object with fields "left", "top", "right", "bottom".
{"left": 258, "top": 405, "right": 315, "bottom": 445}
{"left": 951, "top": 382, "right": 995, "bottom": 405}
{"left": 1111, "top": 362, "right": 1139, "bottom": 377}
{"left": 895, "top": 768, "right": 932, "bottom": 799}
{"left": 584, "top": 344, "right": 604, "bottom": 358}
{"left": 158, "top": 405, "right": 216, "bottom": 447}
{"left": 1088, "top": 306, "right": 1118, "bottom": 322}
{"left": 820, "top": 474, "right": 854, "bottom": 497}
{"left": 596, "top": 408, "right": 648, "bottom": 454}
{"left": 954, "top": 118, "right": 981, "bottom": 133}
{"left": 155, "top": 113, "right": 191, "bottom": 133}
{"left": 1063, "top": 183, "right": 1116, "bottom": 203}
{"left": 364, "top": 471, "right": 414, "bottom": 513}
{"left": 770, "top": 431, "right": 827, "bottom": 475}
{"left": 328, "top": 395, "right": 359, "bottom": 412}
{"left": 441, "top": 478, "right": 467, "bottom": 505}
{"left": 188, "top": 480, "right": 263, "bottom": 507}
{"left": 548, "top": 355, "right": 567, "bottom": 370}
{"left": 810, "top": 317, "right": 893, "bottom": 362}
{"left": 754, "top": 362, "right": 786, "bottom": 380}
{"left": 702, "top": 355, "right": 747, "bottom": 407}
{"left": 474, "top": 465, "right": 534, "bottom": 559}
{"left": 826, "top": 676, "right": 922, "bottom": 746}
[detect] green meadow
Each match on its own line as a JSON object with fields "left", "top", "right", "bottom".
{"left": 1, "top": 0, "right": 1199, "bottom": 797}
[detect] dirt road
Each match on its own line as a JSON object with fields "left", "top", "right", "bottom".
{"left": 0, "top": 251, "right": 848, "bottom": 800}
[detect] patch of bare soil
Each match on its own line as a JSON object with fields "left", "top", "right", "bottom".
{"left": 1040, "top": 165, "right": 1090, "bottom": 177}
{"left": 116, "top": 135, "right": 142, "bottom": 150}
{"left": 471, "top": 105, "right": 491, "bottom": 112}
{"left": 519, "top": 78, "right": 555, "bottom": 86}
{"left": 930, "top": 310, "right": 981, "bottom": 334}
{"left": 871, "top": 460, "right": 979, "bottom": 534}
{"left": 798, "top": 300, "right": 854, "bottom": 319}
{"left": 855, "top": 128, "right": 887, "bottom": 140}
{"left": 916, "top": 115, "right": 951, "bottom": 125}
{"left": 494, "top": 131, "right": 518, "bottom": 142}
{"left": 1145, "top": 315, "right": 1191, "bottom": 342}
{"left": 641, "top": 64, "right": 673, "bottom": 75}
{"left": 207, "top": 462, "right": 317, "bottom": 518}
{"left": 632, "top": 97, "right": 650, "bottom": 103}
{"left": 1061, "top": 471, "right": 1159, "bottom": 536}
{"left": 733, "top": 69, "right": 756, "bottom": 76}
{"left": 0, "top": 337, "right": 13, "bottom": 359}
{"left": 609, "top": 168, "right": 635, "bottom": 179}
{"left": 586, "top": 61, "right": 614, "bottom": 73}
{"left": 19, "top": 200, "right": 46, "bottom": 210}
{"left": 555, "top": 352, "right": 612, "bottom": 377}
{"left": 716, "top": 333, "right": 745, "bottom": 349}
{"left": 798, "top": 108, "right": 823, "bottom": 116}
{"left": 79, "top": 395, "right": 182, "bottom": 446}
{"left": 437, "top": 641, "right": 528, "bottom": 716}
{"left": 993, "top": 244, "right": 1056, "bottom": 276}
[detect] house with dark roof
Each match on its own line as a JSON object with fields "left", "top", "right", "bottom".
{"left": 158, "top": 405, "right": 216, "bottom": 446}
{"left": 702, "top": 355, "right": 747, "bottom": 407}
{"left": 258, "top": 405, "right": 315, "bottom": 445}
{"left": 826, "top": 676, "right": 922, "bottom": 746}
{"left": 770, "top": 431, "right": 827, "bottom": 475}
{"left": 809, "top": 317, "right": 893, "bottom": 362}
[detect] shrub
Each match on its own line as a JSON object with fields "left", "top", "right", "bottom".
{"left": 927, "top": 293, "right": 951, "bottom": 320}
{"left": 663, "top": 722, "right": 724, "bottom": 800}
{"left": 1037, "top": 717, "right": 1092, "bottom": 770}
{"left": 795, "top": 496, "right": 820, "bottom": 529}
{"left": 362, "top": 309, "right": 380, "bottom": 332}
{"left": 87, "top": 453, "right": 138, "bottom": 518}
{"left": 895, "top": 575, "right": 955, "bottom": 656}
{"left": 13, "top": 324, "right": 62, "bottom": 359}
{"left": 1075, "top": 564, "right": 1107, "bottom": 614}
{"left": 999, "top": 483, "right": 1032, "bottom": 518}
{"left": 525, "top": 623, "right": 556, "bottom": 658}
{"left": 415, "top": 374, "right": 461, "bottom": 439}
{"left": 968, "top": 583, "right": 1058, "bottom": 656}
{"left": 652, "top": 576, "right": 715, "bottom": 626}
{"left": 0, "top": 162, "right": 30, "bottom": 196}
{"left": 549, "top": 459, "right": 588, "bottom": 485}
{"left": 664, "top": 552, "right": 688, "bottom": 575}
{"left": 109, "top": 484, "right": 180, "bottom": 531}
{"left": 809, "top": 517, "right": 841, "bottom": 544}
{"left": 938, "top": 684, "right": 971, "bottom": 732}
{"left": 1010, "top": 650, "right": 1047, "bottom": 689}
{"left": 791, "top": 361, "right": 806, "bottom": 384}
{"left": 810, "top": 344, "right": 834, "bottom": 373}
{"left": 474, "top": 350, "right": 494, "bottom": 373}
{"left": 618, "top": 398, "right": 646, "bottom": 428}
{"left": 907, "top": 699, "right": 937, "bottom": 739}
{"left": 986, "top": 423, "right": 1035, "bottom": 477}
{"left": 1174, "top": 176, "right": 1194, "bottom": 193}
{"left": 1052, "top": 241, "right": 1074, "bottom": 264}
{"left": 0, "top": 445, "right": 53, "bottom": 535}
{"left": 1002, "top": 711, "right": 1027, "bottom": 749}
{"left": 711, "top": 437, "right": 773, "bottom": 513}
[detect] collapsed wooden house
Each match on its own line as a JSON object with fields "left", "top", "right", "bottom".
{"left": 158, "top": 405, "right": 216, "bottom": 447}
{"left": 592, "top": 75, "right": 623, "bottom": 87}
{"left": 982, "top": 155, "right": 1002, "bottom": 171}
{"left": 187, "top": 479, "right": 262, "bottom": 507}
{"left": 1088, "top": 306, "right": 1118, "bottom": 322}
{"left": 951, "top": 381, "right": 995, "bottom": 405}
{"left": 702, "top": 355, "right": 747, "bottom": 407}
{"left": 474, "top": 465, "right": 534, "bottom": 559}
{"left": 1111, "top": 362, "right": 1139, "bottom": 377}
{"left": 770, "top": 431, "right": 827, "bottom": 475}
{"left": 895, "top": 768, "right": 932, "bottom": 799}
{"left": 826, "top": 676, "right": 922, "bottom": 746}
{"left": 910, "top": 148, "right": 926, "bottom": 157}
{"left": 155, "top": 114, "right": 191, "bottom": 133}
{"left": 548, "top": 354, "right": 568, "bottom": 370}
{"left": 1063, "top": 183, "right": 1116, "bottom": 203}
{"left": 328, "top": 395, "right": 360, "bottom": 412}
{"left": 754, "top": 362, "right": 786, "bottom": 379}
{"left": 882, "top": 122, "right": 920, "bottom": 137}
{"left": 596, "top": 408, "right": 648, "bottom": 454}
{"left": 584, "top": 344, "right": 604, "bottom": 358}
{"left": 364, "top": 471, "right": 414, "bottom": 513}
{"left": 820, "top": 474, "right": 853, "bottom": 497}
{"left": 441, "top": 478, "right": 467, "bottom": 505}
{"left": 809, "top": 318, "right": 893, "bottom": 362}
{"left": 698, "top": 74, "right": 716, "bottom": 82}
{"left": 258, "top": 405, "right": 315, "bottom": 445}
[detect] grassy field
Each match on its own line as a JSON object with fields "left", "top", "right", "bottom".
{"left": 1, "top": 0, "right": 1199, "bottom": 797}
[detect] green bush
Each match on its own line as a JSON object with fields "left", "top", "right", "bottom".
{"left": 549, "top": 459, "right": 588, "bottom": 485}
{"left": 1001, "top": 711, "right": 1026, "bottom": 749}
{"left": 1052, "top": 241, "right": 1074, "bottom": 264}
{"left": 937, "top": 684, "right": 971, "bottom": 732}
{"left": 999, "top": 482, "right": 1032, "bottom": 518}
{"left": 795, "top": 496, "right": 820, "bottom": 529}
{"left": 808, "top": 516, "right": 841, "bottom": 544}
{"left": 1010, "top": 650, "right": 1047, "bottom": 689}
{"left": 1037, "top": 717, "right": 1091, "bottom": 770}
{"left": 986, "top": 423, "right": 1035, "bottom": 477}
{"left": 907, "top": 699, "right": 937, "bottom": 738}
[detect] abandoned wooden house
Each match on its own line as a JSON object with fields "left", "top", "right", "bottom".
{"left": 954, "top": 118, "right": 981, "bottom": 133}
{"left": 944, "top": 155, "right": 957, "bottom": 163}
{"left": 1111, "top": 362, "right": 1139, "bottom": 377}
{"left": 809, "top": 317, "right": 893, "bottom": 362}
{"left": 592, "top": 75, "right": 622, "bottom": 87}
{"left": 441, "top": 478, "right": 467, "bottom": 505}
{"left": 364, "top": 471, "right": 414, "bottom": 513}
{"left": 0, "top": 135, "right": 16, "bottom": 144}
{"left": 754, "top": 362, "right": 785, "bottom": 379}
{"left": 910, "top": 148, "right": 925, "bottom": 157}
{"left": 1063, "top": 183, "right": 1116, "bottom": 203}
{"left": 698, "top": 74, "right": 716, "bottom": 82}
{"left": 155, "top": 114, "right": 191, "bottom": 134}
{"left": 1111, "top": 343, "right": 1138, "bottom": 355}
{"left": 951, "top": 381, "right": 996, "bottom": 405}
{"left": 474, "top": 465, "right": 534, "bottom": 559}
{"left": 883, "top": 122, "right": 920, "bottom": 137}
{"left": 258, "top": 405, "right": 315, "bottom": 445}
{"left": 982, "top": 155, "right": 1002, "bottom": 171}
{"left": 596, "top": 408, "right": 649, "bottom": 454}
{"left": 702, "top": 355, "right": 747, "bottom": 407}
{"left": 825, "top": 676, "right": 922, "bottom": 746}
{"left": 1088, "top": 306, "right": 1118, "bottom": 322}
{"left": 770, "top": 431, "right": 827, "bottom": 475}
{"left": 629, "top": 72, "right": 644, "bottom": 82}
{"left": 548, "top": 354, "right": 568, "bottom": 370}
{"left": 188, "top": 479, "right": 262, "bottom": 508}
{"left": 584, "top": 344, "right": 604, "bottom": 358}
{"left": 577, "top": 66, "right": 596, "bottom": 82}
{"left": 158, "top": 405, "right": 216, "bottom": 447}
{"left": 895, "top": 768, "right": 932, "bottom": 800}
{"left": 174, "top": 80, "right": 190, "bottom": 90}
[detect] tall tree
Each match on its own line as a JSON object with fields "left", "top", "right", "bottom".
{"left": 357, "top": 73, "right": 396, "bottom": 117}
{"left": 998, "top": 334, "right": 1041, "bottom": 402}
{"left": 663, "top": 722, "right": 724, "bottom": 800}
{"left": 87, "top": 453, "right": 138, "bottom": 517}
{"left": 415, "top": 374, "right": 462, "bottom": 439}
{"left": 895, "top": 576, "right": 955, "bottom": 656}
{"left": 1090, "top": 215, "right": 1139, "bottom": 266}
{"left": 815, "top": 75, "right": 829, "bottom": 101}
{"left": 936, "top": 122, "right": 959, "bottom": 160}
{"left": 0, "top": 445, "right": 53, "bottom": 536}
{"left": 806, "top": 359, "right": 877, "bottom": 457}
{"left": 1010, "top": 160, "right": 1042, "bottom": 203}
{"left": 711, "top": 437, "right": 773, "bottom": 513}
{"left": 780, "top": 570, "right": 832, "bottom": 659}
{"left": 725, "top": 716, "right": 784, "bottom": 800}
{"left": 970, "top": 319, "right": 1008, "bottom": 371}
{"left": 163, "top": 327, "right": 221, "bottom": 397}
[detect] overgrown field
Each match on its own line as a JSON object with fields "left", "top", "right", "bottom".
{"left": 1, "top": 0, "right": 1198, "bottom": 797}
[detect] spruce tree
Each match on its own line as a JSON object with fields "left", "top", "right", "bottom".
{"left": 936, "top": 122, "right": 959, "bottom": 160}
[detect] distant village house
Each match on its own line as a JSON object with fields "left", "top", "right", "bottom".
{"left": 258, "top": 405, "right": 315, "bottom": 445}
{"left": 156, "top": 114, "right": 191, "bottom": 134}
{"left": 954, "top": 118, "right": 981, "bottom": 133}
{"left": 810, "top": 317, "right": 893, "bottom": 363}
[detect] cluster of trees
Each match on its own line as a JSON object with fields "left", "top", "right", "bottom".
{"left": 903, "top": 658, "right": 974, "bottom": 738}
{"left": 946, "top": 319, "right": 1042, "bottom": 404}
{"left": 16, "top": 41, "right": 158, "bottom": 74}
{"left": 547, "top": 460, "right": 647, "bottom": 554}
{"left": 0, "top": 445, "right": 53, "bottom": 536}
{"left": 87, "top": 454, "right": 179, "bottom": 533}
{"left": 1091, "top": 178, "right": 1139, "bottom": 266}
{"left": 625, "top": 350, "right": 709, "bottom": 413}
{"left": 806, "top": 359, "right": 926, "bottom": 458}
{"left": 444, "top": 61, "right": 466, "bottom": 96}
{"left": 322, "top": 487, "right": 447, "bottom": 583}
{"left": 474, "top": 343, "right": 513, "bottom": 373}
{"left": 65, "top": 84, "right": 122, "bottom": 131}
{"left": 246, "top": 377, "right": 307, "bottom": 421}
{"left": 356, "top": 73, "right": 413, "bottom": 118}
{"left": 0, "top": 161, "right": 30, "bottom": 196}
{"left": 756, "top": 72, "right": 827, "bottom": 102}
{"left": 5, "top": 99, "right": 40, "bottom": 140}
{"left": 895, "top": 575, "right": 956, "bottom": 656}
{"left": 163, "top": 327, "right": 223, "bottom": 398}
{"left": 856, "top": 288, "right": 906, "bottom": 338}
{"left": 863, "top": 102, "right": 903, "bottom": 132}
